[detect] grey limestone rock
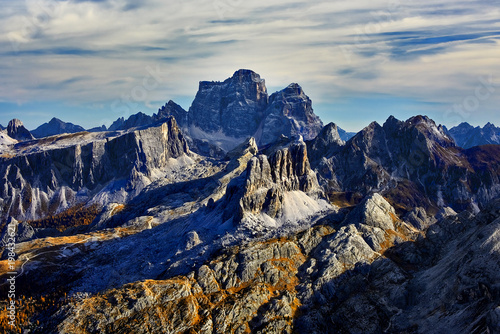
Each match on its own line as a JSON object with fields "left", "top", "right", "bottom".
{"left": 345, "top": 193, "right": 397, "bottom": 231}
{"left": 0, "top": 117, "right": 190, "bottom": 221}
{"left": 7, "top": 119, "right": 34, "bottom": 141}
{"left": 260, "top": 83, "right": 323, "bottom": 145}
{"left": 0, "top": 217, "right": 35, "bottom": 246}
{"left": 189, "top": 69, "right": 268, "bottom": 138}
{"left": 224, "top": 136, "right": 323, "bottom": 222}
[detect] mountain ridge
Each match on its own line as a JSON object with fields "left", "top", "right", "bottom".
{"left": 0, "top": 70, "right": 499, "bottom": 333}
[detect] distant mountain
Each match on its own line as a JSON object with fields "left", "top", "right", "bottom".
{"left": 108, "top": 112, "right": 154, "bottom": 131}
{"left": 0, "top": 124, "right": 4, "bottom": 130}
{"left": 448, "top": 122, "right": 500, "bottom": 148}
{"left": 7, "top": 118, "right": 34, "bottom": 141}
{"left": 87, "top": 125, "right": 107, "bottom": 132}
{"left": 308, "top": 115, "right": 500, "bottom": 213}
{"left": 31, "top": 117, "right": 85, "bottom": 138}
{"left": 337, "top": 127, "right": 356, "bottom": 141}
{"left": 161, "top": 69, "right": 324, "bottom": 147}
{"left": 107, "top": 70, "right": 326, "bottom": 156}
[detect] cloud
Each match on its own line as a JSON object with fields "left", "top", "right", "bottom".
{"left": 0, "top": 0, "right": 499, "bottom": 130}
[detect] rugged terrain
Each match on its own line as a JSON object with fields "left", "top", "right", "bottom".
{"left": 448, "top": 122, "right": 500, "bottom": 149}
{"left": 0, "top": 70, "right": 499, "bottom": 333}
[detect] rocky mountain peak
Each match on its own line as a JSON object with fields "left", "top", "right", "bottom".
{"left": 484, "top": 122, "right": 495, "bottom": 129}
{"left": 320, "top": 123, "right": 345, "bottom": 145}
{"left": 31, "top": 117, "right": 86, "bottom": 138}
{"left": 157, "top": 100, "right": 188, "bottom": 128}
{"left": 188, "top": 69, "right": 269, "bottom": 139}
{"left": 306, "top": 122, "right": 345, "bottom": 165}
{"left": 448, "top": 122, "right": 500, "bottom": 148}
{"left": 230, "top": 69, "right": 266, "bottom": 85}
{"left": 7, "top": 118, "right": 34, "bottom": 141}
{"left": 260, "top": 83, "right": 323, "bottom": 145}
{"left": 49, "top": 117, "right": 62, "bottom": 125}
{"left": 224, "top": 136, "right": 325, "bottom": 223}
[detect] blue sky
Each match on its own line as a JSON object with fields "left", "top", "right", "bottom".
{"left": 1, "top": 0, "right": 499, "bottom": 132}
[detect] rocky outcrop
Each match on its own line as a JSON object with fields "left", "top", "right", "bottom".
{"left": 7, "top": 119, "right": 34, "bottom": 141}
{"left": 260, "top": 83, "right": 323, "bottom": 145}
{"left": 156, "top": 100, "right": 189, "bottom": 129}
{"left": 108, "top": 112, "right": 154, "bottom": 131}
{"left": 309, "top": 115, "right": 500, "bottom": 213}
{"left": 0, "top": 117, "right": 190, "bottom": 221}
{"left": 7, "top": 191, "right": 500, "bottom": 333}
{"left": 189, "top": 69, "right": 268, "bottom": 138}
{"left": 53, "top": 230, "right": 331, "bottom": 334}
{"left": 449, "top": 122, "right": 500, "bottom": 149}
{"left": 296, "top": 198, "right": 500, "bottom": 334}
{"left": 157, "top": 70, "right": 324, "bottom": 150}
{"left": 31, "top": 117, "right": 85, "bottom": 138}
{"left": 0, "top": 217, "right": 35, "bottom": 246}
{"left": 306, "top": 122, "right": 345, "bottom": 165}
{"left": 223, "top": 136, "right": 325, "bottom": 223}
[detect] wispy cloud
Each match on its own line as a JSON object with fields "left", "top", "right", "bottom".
{"left": 0, "top": 0, "right": 499, "bottom": 130}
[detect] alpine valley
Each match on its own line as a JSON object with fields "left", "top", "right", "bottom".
{"left": 1, "top": 70, "right": 499, "bottom": 334}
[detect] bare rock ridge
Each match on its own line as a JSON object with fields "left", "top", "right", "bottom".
{"left": 448, "top": 121, "right": 500, "bottom": 149}
{"left": 223, "top": 135, "right": 325, "bottom": 223}
{"left": 7, "top": 118, "right": 34, "bottom": 141}
{"left": 0, "top": 117, "right": 189, "bottom": 221}
{"left": 260, "top": 83, "right": 323, "bottom": 145}
{"left": 308, "top": 115, "right": 500, "bottom": 213}
{"left": 189, "top": 69, "right": 269, "bottom": 138}
{"left": 31, "top": 117, "right": 85, "bottom": 138}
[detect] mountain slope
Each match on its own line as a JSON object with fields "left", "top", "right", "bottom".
{"left": 308, "top": 115, "right": 500, "bottom": 213}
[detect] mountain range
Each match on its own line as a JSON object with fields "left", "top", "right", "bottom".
{"left": 0, "top": 70, "right": 499, "bottom": 333}
{"left": 447, "top": 122, "right": 500, "bottom": 149}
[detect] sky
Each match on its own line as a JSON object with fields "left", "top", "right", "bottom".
{"left": 0, "top": 0, "right": 499, "bottom": 132}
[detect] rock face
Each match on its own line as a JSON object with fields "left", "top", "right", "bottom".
{"left": 157, "top": 69, "right": 324, "bottom": 148}
{"left": 31, "top": 117, "right": 85, "bottom": 138}
{"left": 189, "top": 69, "right": 268, "bottom": 138}
{"left": 223, "top": 136, "right": 325, "bottom": 223}
{"left": 157, "top": 100, "right": 189, "bottom": 129}
{"left": 7, "top": 119, "right": 34, "bottom": 141}
{"left": 448, "top": 122, "right": 500, "bottom": 149}
{"left": 309, "top": 115, "right": 500, "bottom": 213}
{"left": 84, "top": 70, "right": 324, "bottom": 154}
{"left": 307, "top": 122, "right": 345, "bottom": 164}
{"left": 0, "top": 117, "right": 190, "bottom": 221}
{"left": 260, "top": 83, "right": 323, "bottom": 145}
